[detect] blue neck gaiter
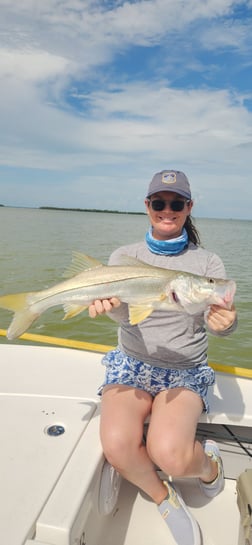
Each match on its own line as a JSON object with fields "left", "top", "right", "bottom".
{"left": 145, "top": 227, "right": 188, "bottom": 255}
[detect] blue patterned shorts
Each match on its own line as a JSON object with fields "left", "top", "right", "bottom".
{"left": 98, "top": 348, "right": 215, "bottom": 413}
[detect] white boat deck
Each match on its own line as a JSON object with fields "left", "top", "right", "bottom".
{"left": 0, "top": 344, "right": 252, "bottom": 545}
{"left": 88, "top": 477, "right": 238, "bottom": 545}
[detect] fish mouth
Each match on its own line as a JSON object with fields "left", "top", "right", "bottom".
{"left": 218, "top": 296, "right": 233, "bottom": 310}
{"left": 214, "top": 294, "right": 234, "bottom": 310}
{"left": 216, "top": 281, "right": 236, "bottom": 309}
{"left": 225, "top": 282, "right": 236, "bottom": 304}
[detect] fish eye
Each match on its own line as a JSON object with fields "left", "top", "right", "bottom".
{"left": 209, "top": 278, "right": 215, "bottom": 284}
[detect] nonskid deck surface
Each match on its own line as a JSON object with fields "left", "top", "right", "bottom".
{"left": 91, "top": 426, "right": 251, "bottom": 545}
{"left": 86, "top": 476, "right": 238, "bottom": 545}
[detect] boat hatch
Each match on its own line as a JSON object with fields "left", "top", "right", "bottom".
{"left": 0, "top": 394, "right": 98, "bottom": 545}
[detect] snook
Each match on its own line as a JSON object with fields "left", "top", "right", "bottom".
{"left": 0, "top": 253, "right": 236, "bottom": 340}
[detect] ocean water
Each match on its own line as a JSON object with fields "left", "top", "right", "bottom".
{"left": 0, "top": 207, "right": 251, "bottom": 368}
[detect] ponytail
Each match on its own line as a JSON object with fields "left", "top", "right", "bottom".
{"left": 185, "top": 215, "right": 201, "bottom": 246}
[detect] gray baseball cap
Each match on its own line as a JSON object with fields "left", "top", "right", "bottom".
{"left": 147, "top": 170, "right": 191, "bottom": 199}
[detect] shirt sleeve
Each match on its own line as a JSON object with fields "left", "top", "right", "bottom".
{"left": 205, "top": 252, "right": 227, "bottom": 279}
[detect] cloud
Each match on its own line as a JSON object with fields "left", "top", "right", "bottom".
{"left": 0, "top": 48, "right": 70, "bottom": 81}
{"left": 200, "top": 18, "right": 252, "bottom": 52}
{"left": 0, "top": 0, "right": 252, "bottom": 218}
{"left": 1, "top": 78, "right": 251, "bottom": 170}
{"left": 1, "top": 1, "right": 250, "bottom": 71}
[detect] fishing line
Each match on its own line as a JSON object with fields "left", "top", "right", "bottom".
{"left": 222, "top": 424, "right": 252, "bottom": 458}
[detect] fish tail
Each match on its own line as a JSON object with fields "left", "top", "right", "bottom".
{"left": 0, "top": 292, "right": 39, "bottom": 340}
{"left": 0, "top": 292, "right": 29, "bottom": 312}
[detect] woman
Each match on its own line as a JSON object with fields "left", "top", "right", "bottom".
{"left": 89, "top": 170, "right": 237, "bottom": 545}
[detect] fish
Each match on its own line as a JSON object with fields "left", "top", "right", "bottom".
{"left": 0, "top": 252, "right": 236, "bottom": 340}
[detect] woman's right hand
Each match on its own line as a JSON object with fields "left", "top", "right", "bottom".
{"left": 88, "top": 297, "right": 121, "bottom": 318}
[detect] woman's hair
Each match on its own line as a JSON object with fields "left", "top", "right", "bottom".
{"left": 185, "top": 215, "right": 201, "bottom": 246}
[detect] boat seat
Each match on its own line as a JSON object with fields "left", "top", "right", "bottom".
{"left": 199, "top": 370, "right": 252, "bottom": 427}
{"left": 237, "top": 469, "right": 252, "bottom": 544}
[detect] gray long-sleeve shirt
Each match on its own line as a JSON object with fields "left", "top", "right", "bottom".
{"left": 107, "top": 241, "right": 237, "bottom": 370}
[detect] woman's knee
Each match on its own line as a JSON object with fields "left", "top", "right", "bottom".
{"left": 146, "top": 435, "right": 193, "bottom": 477}
{"left": 101, "top": 425, "right": 141, "bottom": 470}
{"left": 101, "top": 425, "right": 122, "bottom": 459}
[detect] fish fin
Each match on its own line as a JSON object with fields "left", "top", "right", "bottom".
{"left": 117, "top": 255, "right": 156, "bottom": 268}
{"left": 63, "top": 252, "right": 103, "bottom": 278}
{"left": 7, "top": 310, "right": 39, "bottom": 340}
{"left": 63, "top": 303, "right": 88, "bottom": 320}
{"left": 128, "top": 291, "right": 168, "bottom": 325}
{"left": 128, "top": 305, "right": 154, "bottom": 325}
{"left": 0, "top": 292, "right": 30, "bottom": 312}
{"left": 0, "top": 292, "right": 39, "bottom": 340}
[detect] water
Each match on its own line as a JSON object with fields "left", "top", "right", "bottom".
{"left": 0, "top": 207, "right": 251, "bottom": 369}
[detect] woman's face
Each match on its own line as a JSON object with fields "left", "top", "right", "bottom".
{"left": 145, "top": 191, "right": 193, "bottom": 240}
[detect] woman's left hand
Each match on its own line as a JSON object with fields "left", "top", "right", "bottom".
{"left": 207, "top": 304, "right": 237, "bottom": 332}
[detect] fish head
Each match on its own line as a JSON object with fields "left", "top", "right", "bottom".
{"left": 167, "top": 274, "right": 236, "bottom": 314}
{"left": 206, "top": 277, "right": 236, "bottom": 309}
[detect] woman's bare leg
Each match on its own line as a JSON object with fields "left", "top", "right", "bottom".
{"left": 101, "top": 385, "right": 218, "bottom": 507}
{"left": 147, "top": 387, "right": 218, "bottom": 482}
{"left": 100, "top": 384, "right": 168, "bottom": 504}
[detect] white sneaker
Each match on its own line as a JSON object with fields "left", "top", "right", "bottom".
{"left": 98, "top": 460, "right": 122, "bottom": 515}
{"left": 158, "top": 481, "right": 201, "bottom": 545}
{"left": 199, "top": 440, "right": 224, "bottom": 498}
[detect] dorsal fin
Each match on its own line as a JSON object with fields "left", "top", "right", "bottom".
{"left": 117, "top": 255, "right": 156, "bottom": 269}
{"left": 63, "top": 252, "right": 103, "bottom": 278}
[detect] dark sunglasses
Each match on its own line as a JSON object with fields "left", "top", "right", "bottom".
{"left": 148, "top": 198, "right": 190, "bottom": 212}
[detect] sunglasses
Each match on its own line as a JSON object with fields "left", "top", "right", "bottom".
{"left": 148, "top": 198, "right": 190, "bottom": 212}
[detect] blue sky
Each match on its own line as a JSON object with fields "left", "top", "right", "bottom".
{"left": 1, "top": 0, "right": 252, "bottom": 219}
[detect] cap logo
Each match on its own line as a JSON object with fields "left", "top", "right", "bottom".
{"left": 162, "top": 172, "right": 176, "bottom": 185}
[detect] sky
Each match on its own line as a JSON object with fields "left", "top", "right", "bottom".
{"left": 0, "top": 0, "right": 252, "bottom": 219}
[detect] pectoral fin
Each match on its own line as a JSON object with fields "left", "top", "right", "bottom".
{"left": 128, "top": 305, "right": 154, "bottom": 325}
{"left": 129, "top": 292, "right": 168, "bottom": 325}
{"left": 63, "top": 303, "right": 88, "bottom": 320}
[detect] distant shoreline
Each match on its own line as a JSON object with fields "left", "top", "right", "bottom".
{"left": 39, "top": 206, "right": 145, "bottom": 215}
{"left": 0, "top": 205, "right": 250, "bottom": 221}
{"left": 0, "top": 204, "right": 145, "bottom": 214}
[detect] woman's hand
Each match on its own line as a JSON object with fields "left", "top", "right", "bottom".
{"left": 207, "top": 304, "right": 237, "bottom": 332}
{"left": 88, "top": 297, "right": 121, "bottom": 318}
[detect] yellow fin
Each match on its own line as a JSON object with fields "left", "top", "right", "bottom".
{"left": 0, "top": 292, "right": 39, "bottom": 339}
{"left": 63, "top": 303, "right": 88, "bottom": 320}
{"left": 63, "top": 252, "right": 103, "bottom": 278}
{"left": 0, "top": 293, "right": 29, "bottom": 312}
{"left": 128, "top": 305, "right": 154, "bottom": 325}
{"left": 128, "top": 292, "right": 167, "bottom": 325}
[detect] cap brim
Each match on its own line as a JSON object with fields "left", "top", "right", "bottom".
{"left": 147, "top": 188, "right": 191, "bottom": 199}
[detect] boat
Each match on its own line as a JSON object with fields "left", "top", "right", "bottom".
{"left": 0, "top": 331, "right": 252, "bottom": 545}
